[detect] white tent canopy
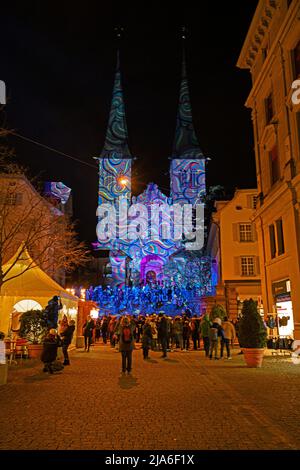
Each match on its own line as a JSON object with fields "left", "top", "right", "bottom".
{"left": 0, "top": 245, "right": 78, "bottom": 335}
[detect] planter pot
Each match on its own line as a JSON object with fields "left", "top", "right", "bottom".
{"left": 27, "top": 344, "right": 43, "bottom": 359}
{"left": 242, "top": 348, "right": 265, "bottom": 368}
{"left": 0, "top": 364, "right": 8, "bottom": 385}
{"left": 76, "top": 335, "right": 84, "bottom": 349}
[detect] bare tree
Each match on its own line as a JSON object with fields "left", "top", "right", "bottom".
{"left": 0, "top": 126, "right": 89, "bottom": 290}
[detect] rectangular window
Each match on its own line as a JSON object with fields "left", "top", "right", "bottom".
{"left": 239, "top": 223, "right": 253, "bottom": 242}
{"left": 251, "top": 195, "right": 257, "bottom": 209}
{"left": 262, "top": 47, "right": 268, "bottom": 62}
{"left": 292, "top": 40, "right": 300, "bottom": 79}
{"left": 276, "top": 218, "right": 285, "bottom": 256}
{"left": 0, "top": 192, "right": 23, "bottom": 205}
{"left": 241, "top": 257, "right": 255, "bottom": 276}
{"left": 265, "top": 92, "right": 274, "bottom": 124}
{"left": 269, "top": 145, "right": 280, "bottom": 185}
{"left": 269, "top": 224, "right": 276, "bottom": 259}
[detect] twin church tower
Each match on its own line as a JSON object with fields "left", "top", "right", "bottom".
{"left": 94, "top": 47, "right": 207, "bottom": 286}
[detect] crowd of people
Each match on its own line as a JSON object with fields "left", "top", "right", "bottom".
{"left": 83, "top": 311, "right": 238, "bottom": 375}
{"left": 85, "top": 282, "right": 202, "bottom": 315}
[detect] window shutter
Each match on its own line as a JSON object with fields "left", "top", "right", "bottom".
{"left": 232, "top": 223, "right": 239, "bottom": 242}
{"left": 269, "top": 224, "right": 276, "bottom": 258}
{"left": 15, "top": 193, "right": 23, "bottom": 205}
{"left": 256, "top": 256, "right": 261, "bottom": 276}
{"left": 234, "top": 257, "right": 241, "bottom": 276}
{"left": 251, "top": 224, "right": 257, "bottom": 242}
{"left": 246, "top": 195, "right": 252, "bottom": 208}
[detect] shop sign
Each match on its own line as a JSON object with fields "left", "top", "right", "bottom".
{"left": 272, "top": 279, "right": 290, "bottom": 298}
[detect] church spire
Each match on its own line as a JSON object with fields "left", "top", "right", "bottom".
{"left": 100, "top": 49, "right": 132, "bottom": 159}
{"left": 172, "top": 31, "right": 204, "bottom": 159}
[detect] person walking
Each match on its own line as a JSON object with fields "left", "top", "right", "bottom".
{"left": 83, "top": 315, "right": 95, "bottom": 352}
{"left": 60, "top": 320, "right": 76, "bottom": 365}
{"left": 200, "top": 314, "right": 212, "bottom": 357}
{"left": 221, "top": 317, "right": 236, "bottom": 359}
{"left": 119, "top": 316, "right": 135, "bottom": 374}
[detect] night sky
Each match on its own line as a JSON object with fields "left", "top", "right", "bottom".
{"left": 1, "top": 2, "right": 258, "bottom": 245}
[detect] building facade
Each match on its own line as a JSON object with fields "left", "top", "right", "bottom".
{"left": 237, "top": 0, "right": 300, "bottom": 338}
{"left": 206, "top": 189, "right": 262, "bottom": 319}
{"left": 0, "top": 174, "right": 71, "bottom": 286}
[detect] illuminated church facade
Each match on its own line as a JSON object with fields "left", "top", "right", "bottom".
{"left": 93, "top": 51, "right": 210, "bottom": 291}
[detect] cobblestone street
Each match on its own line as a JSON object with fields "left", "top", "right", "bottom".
{"left": 1, "top": 345, "right": 300, "bottom": 450}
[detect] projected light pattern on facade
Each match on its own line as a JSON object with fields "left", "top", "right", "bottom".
{"left": 98, "top": 156, "right": 131, "bottom": 204}
{"left": 93, "top": 49, "right": 216, "bottom": 303}
{"left": 170, "top": 159, "right": 205, "bottom": 205}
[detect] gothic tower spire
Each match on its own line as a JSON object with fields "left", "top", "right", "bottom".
{"left": 96, "top": 44, "right": 132, "bottom": 209}
{"left": 172, "top": 36, "right": 204, "bottom": 159}
{"left": 170, "top": 28, "right": 206, "bottom": 206}
{"left": 100, "top": 49, "right": 132, "bottom": 159}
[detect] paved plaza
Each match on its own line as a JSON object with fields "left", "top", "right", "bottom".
{"left": 0, "top": 344, "right": 300, "bottom": 450}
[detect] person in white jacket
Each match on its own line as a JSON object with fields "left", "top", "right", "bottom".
{"left": 221, "top": 317, "right": 236, "bottom": 359}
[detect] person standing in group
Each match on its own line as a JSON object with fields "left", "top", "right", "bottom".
{"left": 209, "top": 317, "right": 224, "bottom": 360}
{"left": 221, "top": 317, "right": 236, "bottom": 360}
{"left": 157, "top": 312, "right": 168, "bottom": 358}
{"left": 83, "top": 315, "right": 95, "bottom": 352}
{"left": 200, "top": 314, "right": 212, "bottom": 357}
{"left": 45, "top": 296, "right": 63, "bottom": 329}
{"left": 95, "top": 319, "right": 101, "bottom": 343}
{"left": 41, "top": 329, "right": 62, "bottom": 374}
{"left": 119, "top": 316, "right": 135, "bottom": 375}
{"left": 141, "top": 319, "right": 152, "bottom": 360}
{"left": 101, "top": 316, "right": 109, "bottom": 344}
{"left": 190, "top": 316, "right": 199, "bottom": 350}
{"left": 182, "top": 319, "right": 191, "bottom": 351}
{"left": 60, "top": 320, "right": 76, "bottom": 365}
{"left": 172, "top": 316, "right": 183, "bottom": 350}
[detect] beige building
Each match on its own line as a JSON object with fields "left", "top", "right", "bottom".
{"left": 0, "top": 174, "right": 66, "bottom": 286}
{"left": 207, "top": 189, "right": 262, "bottom": 319}
{"left": 237, "top": 0, "right": 300, "bottom": 338}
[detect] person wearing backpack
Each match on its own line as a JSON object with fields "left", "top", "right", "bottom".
{"left": 209, "top": 317, "right": 224, "bottom": 360}
{"left": 119, "top": 316, "right": 135, "bottom": 375}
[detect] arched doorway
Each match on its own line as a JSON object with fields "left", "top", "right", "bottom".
{"left": 146, "top": 270, "right": 156, "bottom": 284}
{"left": 140, "top": 254, "right": 165, "bottom": 284}
{"left": 10, "top": 300, "right": 43, "bottom": 335}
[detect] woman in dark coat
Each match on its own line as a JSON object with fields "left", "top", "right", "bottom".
{"left": 83, "top": 315, "right": 95, "bottom": 352}
{"left": 141, "top": 320, "right": 152, "bottom": 360}
{"left": 60, "top": 320, "right": 75, "bottom": 365}
{"left": 41, "top": 329, "right": 61, "bottom": 374}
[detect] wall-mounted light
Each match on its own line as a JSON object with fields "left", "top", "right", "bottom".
{"left": 90, "top": 308, "right": 99, "bottom": 319}
{"left": 118, "top": 176, "right": 128, "bottom": 187}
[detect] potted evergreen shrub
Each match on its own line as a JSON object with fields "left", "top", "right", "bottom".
{"left": 19, "top": 310, "right": 48, "bottom": 358}
{"left": 209, "top": 303, "right": 226, "bottom": 322}
{"left": 238, "top": 299, "right": 267, "bottom": 368}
